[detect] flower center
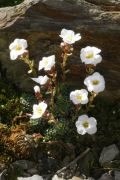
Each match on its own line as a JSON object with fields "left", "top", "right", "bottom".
{"left": 37, "top": 107, "right": 43, "bottom": 115}
{"left": 67, "top": 35, "right": 73, "bottom": 41}
{"left": 83, "top": 121, "right": 89, "bottom": 128}
{"left": 85, "top": 53, "right": 94, "bottom": 59}
{"left": 76, "top": 95, "right": 82, "bottom": 100}
{"left": 92, "top": 80, "right": 99, "bottom": 85}
{"left": 16, "top": 45, "right": 22, "bottom": 51}
{"left": 44, "top": 58, "right": 48, "bottom": 66}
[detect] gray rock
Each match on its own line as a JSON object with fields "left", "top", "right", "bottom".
{"left": 20, "top": 172, "right": 31, "bottom": 177}
{"left": 52, "top": 175, "right": 64, "bottom": 180}
{"left": 114, "top": 171, "right": 120, "bottom": 180}
{"left": 27, "top": 168, "right": 38, "bottom": 175}
{"left": 17, "top": 174, "right": 43, "bottom": 180}
{"left": 72, "top": 177, "right": 95, "bottom": 180}
{"left": 52, "top": 175, "right": 95, "bottom": 180}
{"left": 99, "top": 144, "right": 120, "bottom": 164}
{"left": 72, "top": 177, "right": 83, "bottom": 180}
{"left": 98, "top": 173, "right": 114, "bottom": 180}
{"left": 0, "top": 163, "right": 6, "bottom": 174}
{"left": 13, "top": 160, "right": 35, "bottom": 170}
{"left": 2, "top": 161, "right": 35, "bottom": 180}
{"left": 0, "top": 169, "right": 7, "bottom": 180}
{"left": 0, "top": 172, "right": 4, "bottom": 180}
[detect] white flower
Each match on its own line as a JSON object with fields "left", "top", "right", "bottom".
{"left": 59, "top": 28, "right": 81, "bottom": 44}
{"left": 9, "top": 39, "right": 28, "bottom": 60}
{"left": 31, "top": 101, "right": 47, "bottom": 119}
{"left": 70, "top": 89, "right": 88, "bottom": 105}
{"left": 17, "top": 175, "right": 43, "bottom": 180}
{"left": 39, "top": 55, "right": 55, "bottom": 71}
{"left": 31, "top": 75, "right": 49, "bottom": 85}
{"left": 34, "top": 85, "right": 40, "bottom": 93}
{"left": 84, "top": 72, "right": 105, "bottom": 93}
{"left": 80, "top": 46, "right": 102, "bottom": 66}
{"left": 76, "top": 114, "right": 97, "bottom": 135}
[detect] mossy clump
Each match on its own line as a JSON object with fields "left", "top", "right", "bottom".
{"left": 20, "top": 92, "right": 36, "bottom": 113}
{"left": 0, "top": 80, "right": 21, "bottom": 125}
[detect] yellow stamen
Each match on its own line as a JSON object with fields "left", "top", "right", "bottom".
{"left": 83, "top": 121, "right": 89, "bottom": 128}
{"left": 16, "top": 45, "right": 22, "bottom": 51}
{"left": 76, "top": 95, "right": 82, "bottom": 100}
{"left": 85, "top": 53, "right": 94, "bottom": 59}
{"left": 37, "top": 108, "right": 43, "bottom": 115}
{"left": 67, "top": 35, "right": 73, "bottom": 41}
{"left": 92, "top": 80, "right": 99, "bottom": 85}
{"left": 44, "top": 58, "right": 48, "bottom": 66}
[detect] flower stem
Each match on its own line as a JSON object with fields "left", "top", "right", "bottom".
{"left": 21, "top": 57, "right": 37, "bottom": 76}
{"left": 48, "top": 70, "right": 57, "bottom": 109}
{"left": 61, "top": 53, "right": 68, "bottom": 82}
{"left": 72, "top": 105, "right": 81, "bottom": 123}
{"left": 85, "top": 64, "right": 95, "bottom": 75}
{"left": 86, "top": 92, "right": 97, "bottom": 112}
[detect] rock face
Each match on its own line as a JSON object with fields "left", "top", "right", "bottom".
{"left": 0, "top": 0, "right": 120, "bottom": 99}
{"left": 17, "top": 175, "right": 43, "bottom": 180}
{"left": 99, "top": 144, "right": 120, "bottom": 164}
{"left": 114, "top": 171, "right": 120, "bottom": 180}
{"left": 98, "top": 173, "right": 114, "bottom": 180}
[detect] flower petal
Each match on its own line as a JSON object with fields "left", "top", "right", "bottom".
{"left": 92, "top": 47, "right": 101, "bottom": 54}
{"left": 9, "top": 42, "right": 16, "bottom": 50}
{"left": 10, "top": 50, "right": 18, "bottom": 60}
{"left": 94, "top": 54, "right": 102, "bottom": 64}
{"left": 76, "top": 114, "right": 88, "bottom": 127}
{"left": 38, "top": 101, "right": 47, "bottom": 113}
{"left": 31, "top": 77, "right": 41, "bottom": 84}
{"left": 77, "top": 127, "right": 86, "bottom": 135}
{"left": 87, "top": 126, "right": 97, "bottom": 135}
{"left": 19, "top": 39, "right": 28, "bottom": 49}
{"left": 59, "top": 28, "right": 69, "bottom": 37}
{"left": 74, "top": 33, "right": 81, "bottom": 41}
{"left": 89, "top": 117, "right": 97, "bottom": 126}
{"left": 38, "top": 60, "right": 44, "bottom": 70}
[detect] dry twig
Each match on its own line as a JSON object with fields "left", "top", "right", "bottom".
{"left": 56, "top": 148, "right": 90, "bottom": 175}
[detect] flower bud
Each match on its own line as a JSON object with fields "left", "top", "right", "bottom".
{"left": 60, "top": 42, "right": 65, "bottom": 47}
{"left": 34, "top": 85, "right": 40, "bottom": 93}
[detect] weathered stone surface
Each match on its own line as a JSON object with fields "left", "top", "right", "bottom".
{"left": 52, "top": 175, "right": 95, "bottom": 180}
{"left": 0, "top": 0, "right": 120, "bottom": 99}
{"left": 13, "top": 160, "right": 35, "bottom": 170}
{"left": 98, "top": 173, "right": 114, "bottom": 180}
{"left": 0, "top": 163, "right": 6, "bottom": 174}
{"left": 17, "top": 175, "right": 43, "bottom": 180}
{"left": 71, "top": 177, "right": 82, "bottom": 180}
{"left": 99, "top": 144, "right": 120, "bottom": 164}
{"left": 52, "top": 174, "right": 64, "bottom": 180}
{"left": 27, "top": 168, "right": 38, "bottom": 175}
{"left": 71, "top": 177, "right": 95, "bottom": 180}
{"left": 115, "top": 171, "right": 120, "bottom": 180}
{"left": 0, "top": 169, "right": 7, "bottom": 180}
